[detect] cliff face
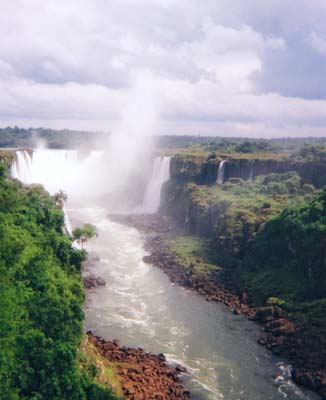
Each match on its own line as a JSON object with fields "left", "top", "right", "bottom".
{"left": 161, "top": 180, "right": 226, "bottom": 238}
{"left": 226, "top": 159, "right": 326, "bottom": 188}
{"left": 161, "top": 157, "right": 316, "bottom": 269}
{"left": 161, "top": 179, "right": 270, "bottom": 268}
{"left": 170, "top": 154, "right": 218, "bottom": 183}
{"left": 170, "top": 154, "right": 326, "bottom": 188}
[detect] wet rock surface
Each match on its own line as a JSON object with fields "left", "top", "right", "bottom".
{"left": 87, "top": 332, "right": 190, "bottom": 400}
{"left": 83, "top": 274, "right": 106, "bottom": 289}
{"left": 82, "top": 254, "right": 106, "bottom": 289}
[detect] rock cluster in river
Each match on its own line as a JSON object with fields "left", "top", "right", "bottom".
{"left": 83, "top": 274, "right": 106, "bottom": 289}
{"left": 255, "top": 307, "right": 326, "bottom": 399}
{"left": 87, "top": 332, "right": 190, "bottom": 400}
{"left": 82, "top": 253, "right": 106, "bottom": 289}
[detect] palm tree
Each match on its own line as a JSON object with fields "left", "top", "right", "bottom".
{"left": 72, "top": 224, "right": 97, "bottom": 249}
{"left": 54, "top": 190, "right": 68, "bottom": 208}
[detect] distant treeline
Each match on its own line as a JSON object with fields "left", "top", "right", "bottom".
{"left": 156, "top": 135, "right": 326, "bottom": 153}
{"left": 1, "top": 126, "right": 326, "bottom": 156}
{"left": 0, "top": 127, "right": 107, "bottom": 149}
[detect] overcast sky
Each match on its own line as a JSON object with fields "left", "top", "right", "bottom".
{"left": 1, "top": 0, "right": 326, "bottom": 137}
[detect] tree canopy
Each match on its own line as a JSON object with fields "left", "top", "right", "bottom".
{"left": 72, "top": 224, "right": 97, "bottom": 249}
{"left": 0, "top": 166, "right": 117, "bottom": 400}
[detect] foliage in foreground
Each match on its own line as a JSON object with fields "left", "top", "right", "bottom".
{"left": 0, "top": 164, "right": 118, "bottom": 400}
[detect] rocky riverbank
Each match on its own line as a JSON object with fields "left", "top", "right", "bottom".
{"left": 110, "top": 213, "right": 326, "bottom": 400}
{"left": 83, "top": 253, "right": 106, "bottom": 289}
{"left": 87, "top": 332, "right": 190, "bottom": 400}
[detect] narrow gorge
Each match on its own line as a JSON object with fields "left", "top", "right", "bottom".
{"left": 10, "top": 148, "right": 322, "bottom": 400}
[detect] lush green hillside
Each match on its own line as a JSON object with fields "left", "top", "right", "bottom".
{"left": 244, "top": 189, "right": 326, "bottom": 303}
{"left": 243, "top": 190, "right": 326, "bottom": 372}
{"left": 162, "top": 172, "right": 316, "bottom": 267}
{"left": 0, "top": 164, "right": 118, "bottom": 400}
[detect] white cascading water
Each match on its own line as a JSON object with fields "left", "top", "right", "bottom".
{"left": 249, "top": 160, "right": 255, "bottom": 180}
{"left": 11, "top": 150, "right": 33, "bottom": 182}
{"left": 138, "top": 156, "right": 171, "bottom": 214}
{"left": 11, "top": 149, "right": 104, "bottom": 198}
{"left": 11, "top": 149, "right": 105, "bottom": 234}
{"left": 217, "top": 160, "right": 226, "bottom": 184}
{"left": 12, "top": 150, "right": 171, "bottom": 214}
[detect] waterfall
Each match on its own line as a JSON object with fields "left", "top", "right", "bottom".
{"left": 11, "top": 149, "right": 104, "bottom": 235}
{"left": 63, "top": 207, "right": 73, "bottom": 236}
{"left": 139, "top": 156, "right": 171, "bottom": 214}
{"left": 217, "top": 160, "right": 226, "bottom": 184}
{"left": 11, "top": 149, "right": 104, "bottom": 197}
{"left": 12, "top": 149, "right": 171, "bottom": 215}
{"left": 249, "top": 160, "right": 255, "bottom": 180}
{"left": 11, "top": 150, "right": 33, "bottom": 182}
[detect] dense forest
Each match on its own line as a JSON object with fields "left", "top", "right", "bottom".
{"left": 244, "top": 189, "right": 326, "bottom": 303}
{"left": 0, "top": 164, "right": 118, "bottom": 400}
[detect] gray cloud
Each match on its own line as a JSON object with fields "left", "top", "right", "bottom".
{"left": 0, "top": 0, "right": 325, "bottom": 136}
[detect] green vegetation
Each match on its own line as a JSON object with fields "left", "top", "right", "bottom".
{"left": 243, "top": 189, "right": 326, "bottom": 304}
{"left": 291, "top": 143, "right": 326, "bottom": 162}
{"left": 0, "top": 149, "right": 14, "bottom": 167}
{"left": 78, "top": 338, "right": 123, "bottom": 400}
{"left": 0, "top": 164, "right": 118, "bottom": 400}
{"left": 73, "top": 224, "right": 97, "bottom": 250}
{"left": 54, "top": 190, "right": 68, "bottom": 208}
{"left": 164, "top": 172, "right": 316, "bottom": 265}
{"left": 169, "top": 235, "right": 221, "bottom": 278}
{"left": 168, "top": 145, "right": 284, "bottom": 162}
{"left": 241, "top": 190, "right": 326, "bottom": 365}
{"left": 2, "top": 125, "right": 326, "bottom": 157}
{"left": 157, "top": 136, "right": 326, "bottom": 160}
{"left": 0, "top": 127, "right": 106, "bottom": 149}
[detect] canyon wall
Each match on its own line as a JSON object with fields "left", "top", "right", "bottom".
{"left": 170, "top": 154, "right": 326, "bottom": 188}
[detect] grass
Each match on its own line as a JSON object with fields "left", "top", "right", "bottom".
{"left": 169, "top": 146, "right": 286, "bottom": 161}
{"left": 78, "top": 336, "right": 124, "bottom": 399}
{"left": 163, "top": 172, "right": 318, "bottom": 275}
{"left": 188, "top": 173, "right": 315, "bottom": 227}
{"left": 169, "top": 235, "right": 221, "bottom": 278}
